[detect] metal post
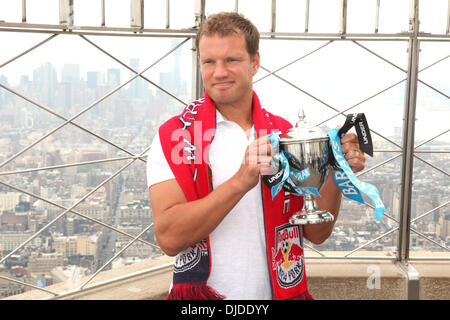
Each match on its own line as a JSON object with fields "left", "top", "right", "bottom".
{"left": 271, "top": 0, "right": 277, "bottom": 34}
{"left": 22, "top": 0, "right": 27, "bottom": 22}
{"left": 192, "top": 38, "right": 204, "bottom": 100}
{"left": 397, "top": 0, "right": 420, "bottom": 263}
{"left": 397, "top": 262, "right": 420, "bottom": 299}
{"left": 339, "top": 0, "right": 348, "bottom": 35}
{"left": 305, "top": 0, "right": 310, "bottom": 32}
{"left": 446, "top": 0, "right": 450, "bottom": 34}
{"left": 194, "top": 0, "right": 205, "bottom": 29}
{"left": 130, "top": 0, "right": 144, "bottom": 29}
{"left": 166, "top": 0, "right": 170, "bottom": 29}
{"left": 101, "top": 0, "right": 105, "bottom": 26}
{"left": 375, "top": 0, "right": 380, "bottom": 33}
{"left": 59, "top": 0, "right": 74, "bottom": 28}
{"left": 193, "top": 0, "right": 205, "bottom": 99}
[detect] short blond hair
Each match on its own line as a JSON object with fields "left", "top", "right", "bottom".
{"left": 196, "top": 12, "right": 260, "bottom": 58}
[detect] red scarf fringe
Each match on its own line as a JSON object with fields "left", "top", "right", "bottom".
{"left": 165, "top": 282, "right": 314, "bottom": 300}
{"left": 165, "top": 282, "right": 225, "bottom": 300}
{"left": 289, "top": 291, "right": 315, "bottom": 300}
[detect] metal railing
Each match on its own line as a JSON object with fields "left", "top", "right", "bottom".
{"left": 0, "top": 0, "right": 448, "bottom": 299}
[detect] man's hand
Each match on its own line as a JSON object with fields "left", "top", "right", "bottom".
{"left": 340, "top": 133, "right": 366, "bottom": 173}
{"left": 232, "top": 135, "right": 273, "bottom": 192}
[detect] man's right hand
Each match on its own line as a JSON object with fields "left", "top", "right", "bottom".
{"left": 232, "top": 135, "right": 273, "bottom": 192}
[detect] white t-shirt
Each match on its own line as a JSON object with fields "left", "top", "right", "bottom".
{"left": 146, "top": 110, "right": 272, "bottom": 300}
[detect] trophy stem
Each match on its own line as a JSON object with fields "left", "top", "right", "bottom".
{"left": 303, "top": 194, "right": 321, "bottom": 214}
{"left": 289, "top": 194, "right": 335, "bottom": 225}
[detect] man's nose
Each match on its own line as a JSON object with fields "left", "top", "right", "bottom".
{"left": 213, "top": 61, "right": 228, "bottom": 78}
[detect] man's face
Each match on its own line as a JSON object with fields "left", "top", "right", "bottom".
{"left": 198, "top": 33, "right": 260, "bottom": 107}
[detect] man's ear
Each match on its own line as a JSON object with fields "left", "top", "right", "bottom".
{"left": 252, "top": 51, "right": 260, "bottom": 75}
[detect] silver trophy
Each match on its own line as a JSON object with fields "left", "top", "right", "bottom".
{"left": 280, "top": 110, "right": 334, "bottom": 225}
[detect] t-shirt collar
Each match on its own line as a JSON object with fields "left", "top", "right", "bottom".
{"left": 215, "top": 109, "right": 227, "bottom": 124}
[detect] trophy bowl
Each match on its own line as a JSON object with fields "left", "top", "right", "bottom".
{"left": 280, "top": 110, "right": 335, "bottom": 225}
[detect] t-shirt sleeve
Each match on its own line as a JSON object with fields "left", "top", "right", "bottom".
{"left": 146, "top": 131, "right": 175, "bottom": 188}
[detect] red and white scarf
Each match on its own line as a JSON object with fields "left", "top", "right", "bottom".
{"left": 158, "top": 91, "right": 313, "bottom": 300}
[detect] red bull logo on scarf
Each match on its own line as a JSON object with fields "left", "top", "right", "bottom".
{"left": 271, "top": 224, "right": 304, "bottom": 288}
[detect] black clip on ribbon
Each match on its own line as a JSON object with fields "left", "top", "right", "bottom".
{"left": 329, "top": 113, "right": 373, "bottom": 169}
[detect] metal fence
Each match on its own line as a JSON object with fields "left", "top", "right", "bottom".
{"left": 0, "top": 0, "right": 448, "bottom": 299}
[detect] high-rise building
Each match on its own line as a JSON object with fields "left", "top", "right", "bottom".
{"left": 0, "top": 192, "right": 21, "bottom": 211}
{"left": 430, "top": 194, "right": 443, "bottom": 223}
{"left": 0, "top": 74, "right": 13, "bottom": 106}
{"left": 60, "top": 64, "right": 81, "bottom": 109}
{"left": 28, "top": 252, "right": 64, "bottom": 273}
{"left": 129, "top": 58, "right": 146, "bottom": 99}
{"left": 61, "top": 64, "right": 80, "bottom": 84}
{"left": 52, "top": 234, "right": 99, "bottom": 259}
{"left": 156, "top": 39, "right": 188, "bottom": 106}
{"left": 19, "top": 107, "right": 34, "bottom": 129}
{"left": 87, "top": 71, "right": 99, "bottom": 89}
{"left": 32, "top": 62, "right": 57, "bottom": 108}
{"left": 437, "top": 213, "right": 450, "bottom": 240}
{"left": 107, "top": 68, "right": 121, "bottom": 88}
{"left": 19, "top": 75, "right": 31, "bottom": 89}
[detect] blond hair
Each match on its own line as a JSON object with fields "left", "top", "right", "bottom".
{"left": 196, "top": 12, "right": 260, "bottom": 58}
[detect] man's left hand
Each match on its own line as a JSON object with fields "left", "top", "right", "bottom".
{"left": 340, "top": 133, "right": 366, "bottom": 173}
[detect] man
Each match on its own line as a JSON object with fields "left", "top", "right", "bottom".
{"left": 147, "top": 12, "right": 365, "bottom": 300}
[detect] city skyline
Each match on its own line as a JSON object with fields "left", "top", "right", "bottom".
{"left": 0, "top": 57, "right": 443, "bottom": 242}
{"left": 2, "top": 53, "right": 450, "bottom": 144}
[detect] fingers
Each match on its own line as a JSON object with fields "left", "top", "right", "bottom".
{"left": 247, "top": 153, "right": 273, "bottom": 167}
{"left": 344, "top": 150, "right": 365, "bottom": 170}
{"left": 344, "top": 149, "right": 364, "bottom": 160}
{"left": 247, "top": 135, "right": 272, "bottom": 157}
{"left": 340, "top": 133, "right": 366, "bottom": 173}
{"left": 236, "top": 136, "right": 275, "bottom": 191}
{"left": 340, "top": 133, "right": 359, "bottom": 156}
{"left": 340, "top": 132, "right": 358, "bottom": 145}
{"left": 242, "top": 136, "right": 275, "bottom": 179}
{"left": 246, "top": 136, "right": 273, "bottom": 165}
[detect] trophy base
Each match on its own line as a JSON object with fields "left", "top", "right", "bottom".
{"left": 289, "top": 211, "right": 334, "bottom": 225}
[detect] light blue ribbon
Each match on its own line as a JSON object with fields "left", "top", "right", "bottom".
{"left": 327, "top": 128, "right": 386, "bottom": 221}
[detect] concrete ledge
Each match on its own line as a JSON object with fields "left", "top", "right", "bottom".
{"left": 306, "top": 258, "right": 406, "bottom": 299}
{"left": 307, "top": 251, "right": 450, "bottom": 300}
{"left": 4, "top": 255, "right": 175, "bottom": 300}
{"left": 411, "top": 262, "right": 450, "bottom": 300}
{"left": 4, "top": 251, "right": 449, "bottom": 300}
